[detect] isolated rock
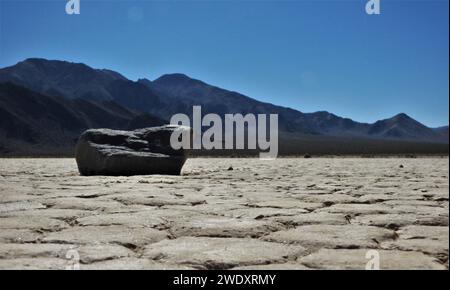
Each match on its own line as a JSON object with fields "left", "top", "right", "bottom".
{"left": 75, "top": 125, "right": 189, "bottom": 176}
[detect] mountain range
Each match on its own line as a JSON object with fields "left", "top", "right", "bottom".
{"left": 0, "top": 58, "right": 447, "bottom": 156}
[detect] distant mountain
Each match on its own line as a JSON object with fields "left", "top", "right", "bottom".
{"left": 142, "top": 74, "right": 316, "bottom": 134}
{"left": 0, "top": 58, "right": 165, "bottom": 116}
{"left": 367, "top": 113, "right": 443, "bottom": 141}
{"left": 0, "top": 82, "right": 165, "bottom": 155}
{"left": 0, "top": 58, "right": 448, "bottom": 156}
{"left": 126, "top": 113, "right": 166, "bottom": 130}
{"left": 149, "top": 73, "right": 447, "bottom": 143}
{"left": 0, "top": 58, "right": 127, "bottom": 100}
{"left": 433, "top": 126, "right": 449, "bottom": 139}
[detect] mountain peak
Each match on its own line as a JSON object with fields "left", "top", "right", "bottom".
{"left": 21, "top": 57, "right": 47, "bottom": 63}
{"left": 17, "top": 58, "right": 126, "bottom": 80}
{"left": 0, "top": 58, "right": 129, "bottom": 101}
{"left": 157, "top": 73, "right": 191, "bottom": 80}
{"left": 137, "top": 78, "right": 152, "bottom": 85}
{"left": 392, "top": 113, "right": 412, "bottom": 120}
{"left": 154, "top": 73, "right": 196, "bottom": 84}
{"left": 20, "top": 58, "right": 87, "bottom": 68}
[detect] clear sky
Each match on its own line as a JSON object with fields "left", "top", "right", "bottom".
{"left": 0, "top": 0, "right": 448, "bottom": 127}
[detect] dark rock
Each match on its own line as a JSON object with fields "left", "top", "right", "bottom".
{"left": 227, "top": 166, "right": 234, "bottom": 171}
{"left": 304, "top": 154, "right": 312, "bottom": 158}
{"left": 75, "top": 125, "right": 189, "bottom": 176}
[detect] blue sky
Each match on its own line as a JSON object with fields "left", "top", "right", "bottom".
{"left": 0, "top": 0, "right": 448, "bottom": 127}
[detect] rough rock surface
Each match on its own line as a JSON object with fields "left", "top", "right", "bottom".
{"left": 0, "top": 157, "right": 448, "bottom": 270}
{"left": 75, "top": 125, "right": 188, "bottom": 176}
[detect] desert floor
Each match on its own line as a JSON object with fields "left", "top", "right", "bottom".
{"left": 0, "top": 157, "right": 448, "bottom": 270}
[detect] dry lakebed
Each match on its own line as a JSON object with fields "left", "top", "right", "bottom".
{"left": 0, "top": 157, "right": 448, "bottom": 270}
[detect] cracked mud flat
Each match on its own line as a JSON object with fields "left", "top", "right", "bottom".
{"left": 0, "top": 157, "right": 448, "bottom": 270}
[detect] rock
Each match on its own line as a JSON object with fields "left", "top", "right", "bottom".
{"left": 75, "top": 125, "right": 189, "bottom": 176}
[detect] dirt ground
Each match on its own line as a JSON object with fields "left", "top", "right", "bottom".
{"left": 0, "top": 157, "right": 448, "bottom": 270}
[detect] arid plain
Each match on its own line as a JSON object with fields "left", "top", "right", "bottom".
{"left": 0, "top": 157, "right": 448, "bottom": 270}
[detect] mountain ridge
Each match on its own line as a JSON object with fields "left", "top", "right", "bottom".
{"left": 0, "top": 58, "right": 448, "bottom": 148}
{"left": 0, "top": 82, "right": 166, "bottom": 155}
